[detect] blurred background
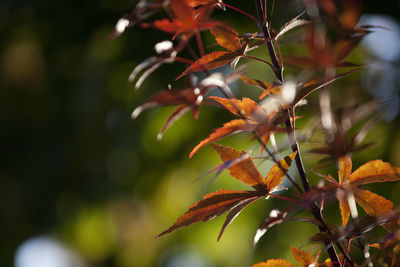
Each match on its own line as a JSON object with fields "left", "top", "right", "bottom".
{"left": 1, "top": 0, "right": 400, "bottom": 266}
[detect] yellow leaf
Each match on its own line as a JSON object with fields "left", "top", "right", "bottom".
{"left": 211, "top": 143, "right": 268, "bottom": 189}
{"left": 338, "top": 155, "right": 352, "bottom": 185}
{"left": 291, "top": 246, "right": 314, "bottom": 266}
{"left": 251, "top": 259, "right": 296, "bottom": 267}
{"left": 354, "top": 188, "right": 393, "bottom": 216}
{"left": 349, "top": 160, "right": 400, "bottom": 187}
{"left": 266, "top": 152, "right": 297, "bottom": 191}
{"left": 336, "top": 189, "right": 351, "bottom": 226}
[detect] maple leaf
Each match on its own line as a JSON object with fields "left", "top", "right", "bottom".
{"left": 283, "top": 26, "right": 364, "bottom": 71}
{"left": 131, "top": 78, "right": 207, "bottom": 139}
{"left": 251, "top": 259, "right": 296, "bottom": 267}
{"left": 176, "top": 22, "right": 252, "bottom": 79}
{"left": 146, "top": 0, "right": 218, "bottom": 40}
{"left": 190, "top": 97, "right": 286, "bottom": 157}
{"left": 157, "top": 144, "right": 296, "bottom": 239}
{"left": 290, "top": 247, "right": 314, "bottom": 266}
{"left": 240, "top": 69, "right": 359, "bottom": 110}
{"left": 309, "top": 101, "right": 380, "bottom": 164}
{"left": 251, "top": 247, "right": 317, "bottom": 267}
{"left": 322, "top": 155, "right": 400, "bottom": 226}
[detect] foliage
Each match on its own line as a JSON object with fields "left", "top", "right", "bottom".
{"left": 116, "top": 0, "right": 400, "bottom": 266}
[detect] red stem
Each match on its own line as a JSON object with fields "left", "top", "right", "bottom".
{"left": 268, "top": 193, "right": 296, "bottom": 203}
{"left": 195, "top": 31, "right": 205, "bottom": 57}
{"left": 219, "top": 3, "right": 257, "bottom": 23}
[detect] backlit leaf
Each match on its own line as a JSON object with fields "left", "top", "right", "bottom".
{"left": 338, "top": 155, "right": 352, "bottom": 185}
{"left": 157, "top": 189, "right": 257, "bottom": 237}
{"left": 349, "top": 160, "right": 400, "bottom": 187}
{"left": 337, "top": 189, "right": 351, "bottom": 226}
{"left": 176, "top": 51, "right": 237, "bottom": 80}
{"left": 211, "top": 143, "right": 267, "bottom": 190}
{"left": 265, "top": 152, "right": 297, "bottom": 191}
{"left": 251, "top": 259, "right": 296, "bottom": 267}
{"left": 275, "top": 12, "right": 312, "bottom": 40}
{"left": 290, "top": 246, "right": 314, "bottom": 266}
{"left": 209, "top": 96, "right": 261, "bottom": 117}
{"left": 189, "top": 119, "right": 248, "bottom": 157}
{"left": 354, "top": 188, "right": 393, "bottom": 217}
{"left": 210, "top": 22, "right": 241, "bottom": 51}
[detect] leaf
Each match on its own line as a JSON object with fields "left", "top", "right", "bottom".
{"left": 349, "top": 160, "right": 400, "bottom": 187}
{"left": 156, "top": 189, "right": 257, "bottom": 237}
{"left": 254, "top": 209, "right": 287, "bottom": 245}
{"left": 240, "top": 75, "right": 273, "bottom": 90}
{"left": 218, "top": 196, "right": 262, "bottom": 241}
{"left": 209, "top": 96, "right": 261, "bottom": 117}
{"left": 291, "top": 246, "right": 314, "bottom": 266}
{"left": 354, "top": 188, "right": 393, "bottom": 217}
{"left": 251, "top": 259, "right": 296, "bottom": 267}
{"left": 336, "top": 189, "right": 351, "bottom": 226}
{"left": 293, "top": 68, "right": 360, "bottom": 107}
{"left": 170, "top": 0, "right": 195, "bottom": 23}
{"left": 185, "top": 0, "right": 219, "bottom": 6}
{"left": 265, "top": 152, "right": 297, "bottom": 191}
{"left": 238, "top": 76, "right": 283, "bottom": 99}
{"left": 189, "top": 119, "right": 248, "bottom": 157}
{"left": 151, "top": 0, "right": 218, "bottom": 39}
{"left": 338, "top": 155, "right": 352, "bottom": 185}
{"left": 158, "top": 105, "right": 191, "bottom": 140}
{"left": 275, "top": 11, "right": 312, "bottom": 40}
{"left": 210, "top": 22, "right": 241, "bottom": 52}
{"left": 176, "top": 51, "right": 238, "bottom": 80}
{"left": 211, "top": 144, "right": 268, "bottom": 190}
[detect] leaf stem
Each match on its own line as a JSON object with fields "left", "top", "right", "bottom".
{"left": 219, "top": 3, "right": 257, "bottom": 23}
{"left": 243, "top": 55, "right": 274, "bottom": 69}
{"left": 195, "top": 31, "right": 205, "bottom": 57}
{"left": 268, "top": 192, "right": 296, "bottom": 203}
{"left": 253, "top": 0, "right": 341, "bottom": 265}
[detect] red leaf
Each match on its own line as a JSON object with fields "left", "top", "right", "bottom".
{"left": 189, "top": 119, "right": 248, "bottom": 157}
{"left": 176, "top": 51, "right": 238, "bottom": 80}
{"left": 156, "top": 189, "right": 257, "bottom": 237}
{"left": 210, "top": 22, "right": 241, "bottom": 52}
{"left": 217, "top": 196, "right": 262, "bottom": 241}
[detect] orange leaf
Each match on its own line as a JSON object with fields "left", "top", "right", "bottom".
{"left": 189, "top": 119, "right": 249, "bottom": 157}
{"left": 170, "top": 0, "right": 194, "bottom": 23}
{"left": 185, "top": 0, "right": 218, "bottom": 6}
{"left": 349, "top": 160, "right": 400, "bottom": 187}
{"left": 251, "top": 259, "right": 296, "bottom": 267}
{"left": 354, "top": 188, "right": 393, "bottom": 217}
{"left": 291, "top": 246, "right": 314, "bottom": 266}
{"left": 240, "top": 75, "right": 273, "bottom": 90}
{"left": 157, "top": 189, "right": 257, "bottom": 237}
{"left": 211, "top": 143, "right": 267, "bottom": 190}
{"left": 338, "top": 155, "right": 352, "bottom": 185}
{"left": 210, "top": 22, "right": 241, "bottom": 52}
{"left": 336, "top": 189, "right": 351, "bottom": 226}
{"left": 176, "top": 51, "right": 238, "bottom": 80}
{"left": 265, "top": 152, "right": 297, "bottom": 191}
{"left": 209, "top": 96, "right": 261, "bottom": 117}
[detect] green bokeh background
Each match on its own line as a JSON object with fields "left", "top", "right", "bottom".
{"left": 1, "top": 0, "right": 400, "bottom": 266}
